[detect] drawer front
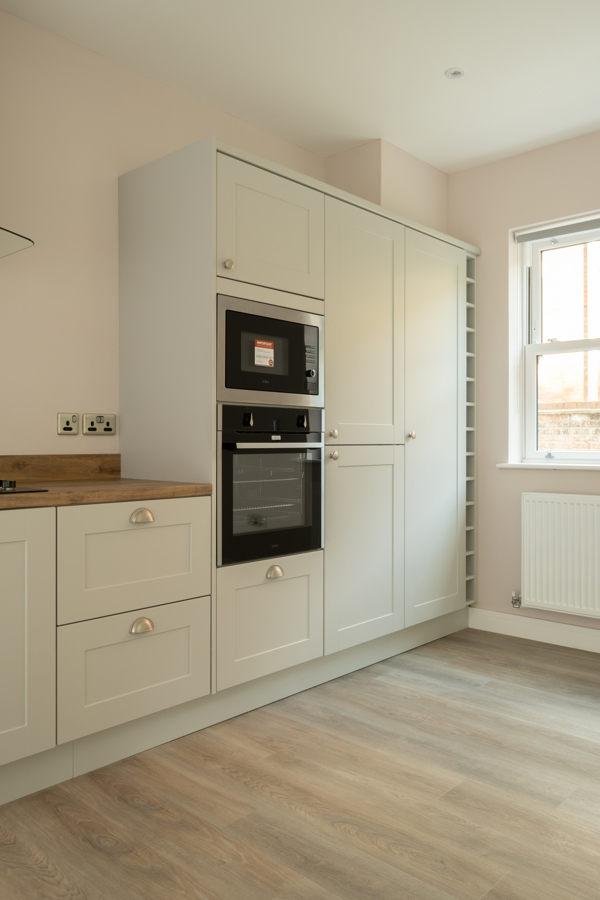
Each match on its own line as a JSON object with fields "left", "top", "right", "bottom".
{"left": 57, "top": 595, "right": 210, "bottom": 743}
{"left": 216, "top": 550, "right": 323, "bottom": 691}
{"left": 58, "top": 496, "right": 210, "bottom": 624}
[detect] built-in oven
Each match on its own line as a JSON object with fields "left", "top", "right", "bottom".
{"left": 217, "top": 295, "right": 324, "bottom": 407}
{"left": 218, "top": 404, "right": 323, "bottom": 566}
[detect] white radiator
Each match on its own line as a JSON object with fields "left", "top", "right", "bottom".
{"left": 522, "top": 492, "right": 600, "bottom": 618}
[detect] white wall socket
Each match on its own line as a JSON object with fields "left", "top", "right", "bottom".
{"left": 57, "top": 413, "right": 79, "bottom": 434}
{"left": 83, "top": 414, "right": 117, "bottom": 435}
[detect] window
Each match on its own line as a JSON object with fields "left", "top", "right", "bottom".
{"left": 518, "top": 219, "right": 600, "bottom": 462}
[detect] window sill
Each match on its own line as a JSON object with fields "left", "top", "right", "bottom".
{"left": 497, "top": 462, "right": 600, "bottom": 471}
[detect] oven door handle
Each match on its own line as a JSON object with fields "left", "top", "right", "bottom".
{"left": 232, "top": 442, "right": 324, "bottom": 450}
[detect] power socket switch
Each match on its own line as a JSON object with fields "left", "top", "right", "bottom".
{"left": 83, "top": 413, "right": 117, "bottom": 435}
{"left": 57, "top": 413, "right": 79, "bottom": 435}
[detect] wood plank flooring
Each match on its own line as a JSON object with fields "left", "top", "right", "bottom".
{"left": 2, "top": 628, "right": 600, "bottom": 899}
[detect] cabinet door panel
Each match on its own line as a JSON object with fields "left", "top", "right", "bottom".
{"left": 0, "top": 508, "right": 56, "bottom": 766}
{"left": 57, "top": 596, "right": 210, "bottom": 743}
{"left": 325, "top": 445, "right": 404, "bottom": 654}
{"left": 325, "top": 198, "right": 404, "bottom": 444}
{"left": 217, "top": 154, "right": 324, "bottom": 298}
{"left": 405, "top": 230, "right": 466, "bottom": 626}
{"left": 58, "top": 496, "right": 211, "bottom": 624}
{"left": 216, "top": 551, "right": 323, "bottom": 690}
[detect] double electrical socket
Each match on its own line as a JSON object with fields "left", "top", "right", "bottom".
{"left": 57, "top": 413, "right": 117, "bottom": 435}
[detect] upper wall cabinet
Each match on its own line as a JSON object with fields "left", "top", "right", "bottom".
{"left": 217, "top": 154, "right": 325, "bottom": 299}
{"left": 325, "top": 198, "right": 405, "bottom": 444}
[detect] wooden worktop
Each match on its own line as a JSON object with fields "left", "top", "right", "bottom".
{"left": 0, "top": 454, "right": 211, "bottom": 510}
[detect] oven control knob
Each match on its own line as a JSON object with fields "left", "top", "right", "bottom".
{"left": 329, "top": 429, "right": 339, "bottom": 439}
{"left": 223, "top": 258, "right": 235, "bottom": 270}
{"left": 306, "top": 369, "right": 316, "bottom": 378}
{"left": 330, "top": 451, "right": 339, "bottom": 460}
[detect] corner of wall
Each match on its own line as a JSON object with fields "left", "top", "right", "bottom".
{"left": 324, "top": 141, "right": 382, "bottom": 205}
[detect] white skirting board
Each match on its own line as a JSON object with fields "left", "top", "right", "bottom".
{"left": 0, "top": 608, "right": 467, "bottom": 807}
{"left": 468, "top": 607, "right": 600, "bottom": 654}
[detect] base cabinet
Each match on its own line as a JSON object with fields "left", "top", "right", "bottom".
{"left": 216, "top": 551, "right": 324, "bottom": 690}
{"left": 324, "top": 445, "right": 404, "bottom": 654}
{"left": 0, "top": 508, "right": 56, "bottom": 766}
{"left": 57, "top": 595, "right": 211, "bottom": 743}
{"left": 58, "top": 496, "right": 211, "bottom": 624}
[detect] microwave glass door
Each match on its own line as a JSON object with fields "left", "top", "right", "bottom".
{"left": 224, "top": 309, "right": 319, "bottom": 397}
{"left": 220, "top": 445, "right": 322, "bottom": 565}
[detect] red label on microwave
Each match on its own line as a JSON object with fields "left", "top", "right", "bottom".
{"left": 255, "top": 339, "right": 274, "bottom": 367}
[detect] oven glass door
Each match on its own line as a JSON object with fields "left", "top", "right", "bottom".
{"left": 220, "top": 444, "right": 322, "bottom": 565}
{"left": 224, "top": 309, "right": 319, "bottom": 397}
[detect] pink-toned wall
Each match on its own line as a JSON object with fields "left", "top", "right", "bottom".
{"left": 448, "top": 130, "right": 600, "bottom": 631}
{"left": 325, "top": 139, "right": 448, "bottom": 234}
{"left": 0, "top": 11, "right": 325, "bottom": 456}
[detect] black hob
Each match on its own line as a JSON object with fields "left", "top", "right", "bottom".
{"left": 0, "top": 480, "right": 48, "bottom": 494}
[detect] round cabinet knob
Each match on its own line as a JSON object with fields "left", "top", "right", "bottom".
{"left": 306, "top": 369, "right": 316, "bottom": 378}
{"left": 330, "top": 451, "right": 339, "bottom": 460}
{"left": 266, "top": 565, "right": 284, "bottom": 579}
{"left": 329, "top": 429, "right": 339, "bottom": 438}
{"left": 223, "top": 258, "right": 235, "bottom": 270}
{"left": 407, "top": 431, "right": 417, "bottom": 440}
{"left": 129, "top": 507, "right": 155, "bottom": 524}
{"left": 129, "top": 617, "right": 155, "bottom": 635}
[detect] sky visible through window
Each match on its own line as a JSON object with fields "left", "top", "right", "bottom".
{"left": 537, "top": 240, "right": 600, "bottom": 450}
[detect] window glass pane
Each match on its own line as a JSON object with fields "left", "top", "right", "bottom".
{"left": 541, "top": 241, "right": 600, "bottom": 342}
{"left": 537, "top": 350, "right": 600, "bottom": 450}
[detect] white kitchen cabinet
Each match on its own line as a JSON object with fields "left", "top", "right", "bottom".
{"left": 216, "top": 550, "right": 323, "bottom": 690}
{"left": 404, "top": 229, "right": 467, "bottom": 626}
{"left": 217, "top": 153, "right": 325, "bottom": 299}
{"left": 324, "top": 198, "right": 405, "bottom": 444}
{"left": 57, "top": 596, "right": 210, "bottom": 743}
{"left": 0, "top": 508, "right": 56, "bottom": 766}
{"left": 324, "top": 445, "right": 404, "bottom": 654}
{"left": 57, "top": 496, "right": 211, "bottom": 624}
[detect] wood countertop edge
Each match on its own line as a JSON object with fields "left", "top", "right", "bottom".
{"left": 0, "top": 479, "right": 212, "bottom": 510}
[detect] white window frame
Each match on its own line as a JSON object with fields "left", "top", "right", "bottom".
{"left": 522, "top": 224, "right": 600, "bottom": 463}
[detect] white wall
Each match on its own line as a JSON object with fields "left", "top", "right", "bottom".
{"left": 0, "top": 11, "right": 324, "bottom": 456}
{"left": 448, "top": 129, "right": 600, "bottom": 631}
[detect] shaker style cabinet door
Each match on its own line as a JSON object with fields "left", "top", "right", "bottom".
{"left": 57, "top": 596, "right": 211, "bottom": 743}
{"left": 217, "top": 154, "right": 325, "bottom": 299}
{"left": 57, "top": 496, "right": 211, "bottom": 624}
{"left": 216, "top": 550, "right": 323, "bottom": 690}
{"left": 404, "top": 229, "right": 466, "bottom": 626}
{"left": 325, "top": 197, "right": 405, "bottom": 445}
{"left": 324, "top": 445, "right": 404, "bottom": 654}
{"left": 0, "top": 507, "right": 56, "bottom": 766}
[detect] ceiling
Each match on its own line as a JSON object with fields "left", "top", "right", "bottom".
{"left": 2, "top": 0, "right": 600, "bottom": 172}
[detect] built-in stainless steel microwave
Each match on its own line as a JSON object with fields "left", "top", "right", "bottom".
{"left": 217, "top": 295, "right": 324, "bottom": 407}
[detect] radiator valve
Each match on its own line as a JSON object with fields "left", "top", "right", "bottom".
{"left": 511, "top": 591, "right": 522, "bottom": 608}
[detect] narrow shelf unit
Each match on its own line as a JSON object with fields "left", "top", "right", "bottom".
{"left": 465, "top": 254, "right": 477, "bottom": 606}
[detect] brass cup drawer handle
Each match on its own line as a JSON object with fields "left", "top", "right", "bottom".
{"left": 266, "top": 565, "right": 284, "bottom": 579}
{"left": 129, "top": 507, "right": 155, "bottom": 524}
{"left": 129, "top": 617, "right": 155, "bottom": 635}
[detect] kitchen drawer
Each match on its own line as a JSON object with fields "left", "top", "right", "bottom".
{"left": 58, "top": 496, "right": 210, "bottom": 624}
{"left": 216, "top": 550, "right": 323, "bottom": 691}
{"left": 57, "top": 595, "right": 210, "bottom": 743}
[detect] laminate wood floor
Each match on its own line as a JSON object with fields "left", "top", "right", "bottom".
{"left": 2, "top": 628, "right": 600, "bottom": 900}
